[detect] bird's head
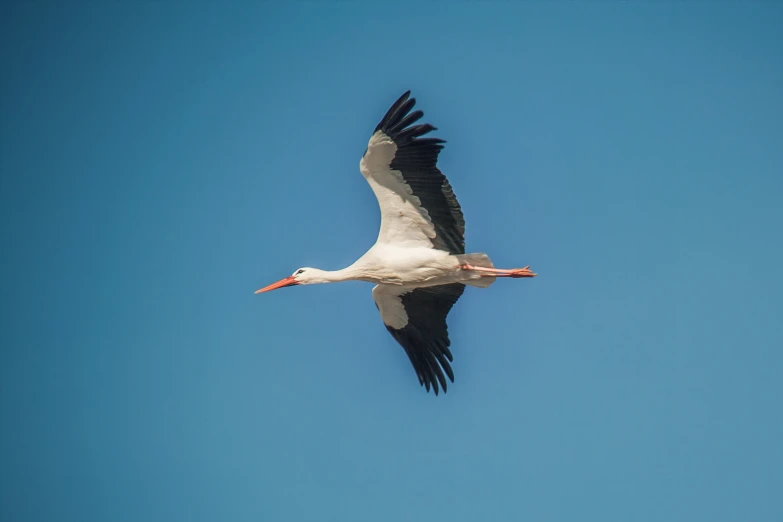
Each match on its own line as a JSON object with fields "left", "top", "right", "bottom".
{"left": 254, "top": 267, "right": 327, "bottom": 293}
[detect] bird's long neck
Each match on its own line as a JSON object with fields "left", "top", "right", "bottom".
{"left": 313, "top": 264, "right": 369, "bottom": 284}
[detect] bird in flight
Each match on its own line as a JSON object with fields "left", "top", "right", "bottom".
{"left": 256, "top": 91, "right": 536, "bottom": 395}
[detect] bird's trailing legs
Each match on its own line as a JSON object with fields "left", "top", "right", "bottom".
{"left": 461, "top": 264, "right": 537, "bottom": 278}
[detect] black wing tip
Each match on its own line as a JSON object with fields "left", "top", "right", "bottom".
{"left": 374, "top": 90, "right": 441, "bottom": 144}
{"left": 396, "top": 90, "right": 412, "bottom": 105}
{"left": 374, "top": 90, "right": 414, "bottom": 133}
{"left": 413, "top": 349, "right": 454, "bottom": 396}
{"left": 420, "top": 371, "right": 454, "bottom": 396}
{"left": 386, "top": 323, "right": 456, "bottom": 397}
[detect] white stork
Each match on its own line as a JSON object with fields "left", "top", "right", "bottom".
{"left": 256, "top": 91, "right": 536, "bottom": 395}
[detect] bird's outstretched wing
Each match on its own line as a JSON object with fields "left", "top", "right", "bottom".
{"left": 372, "top": 283, "right": 466, "bottom": 395}
{"left": 359, "top": 91, "right": 465, "bottom": 254}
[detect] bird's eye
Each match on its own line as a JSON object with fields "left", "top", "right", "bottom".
{"left": 296, "top": 269, "right": 305, "bottom": 275}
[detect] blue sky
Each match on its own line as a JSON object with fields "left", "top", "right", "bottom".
{"left": 1, "top": 2, "right": 782, "bottom": 521}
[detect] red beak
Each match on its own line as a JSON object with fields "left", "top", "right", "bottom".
{"left": 254, "top": 276, "right": 299, "bottom": 294}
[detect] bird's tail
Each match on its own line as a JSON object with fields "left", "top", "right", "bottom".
{"left": 456, "top": 253, "right": 496, "bottom": 288}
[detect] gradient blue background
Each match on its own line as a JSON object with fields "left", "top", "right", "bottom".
{"left": 2, "top": 2, "right": 782, "bottom": 521}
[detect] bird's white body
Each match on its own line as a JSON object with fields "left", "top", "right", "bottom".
{"left": 351, "top": 245, "right": 481, "bottom": 287}
{"left": 256, "top": 91, "right": 535, "bottom": 395}
{"left": 295, "top": 246, "right": 487, "bottom": 287}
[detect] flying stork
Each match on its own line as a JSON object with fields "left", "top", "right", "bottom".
{"left": 256, "top": 91, "right": 537, "bottom": 395}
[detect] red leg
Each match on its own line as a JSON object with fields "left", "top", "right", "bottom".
{"left": 461, "top": 264, "right": 537, "bottom": 278}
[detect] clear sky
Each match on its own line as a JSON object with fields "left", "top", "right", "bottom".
{"left": 1, "top": 2, "right": 782, "bottom": 521}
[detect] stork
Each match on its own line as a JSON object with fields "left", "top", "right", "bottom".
{"left": 256, "top": 91, "right": 536, "bottom": 395}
